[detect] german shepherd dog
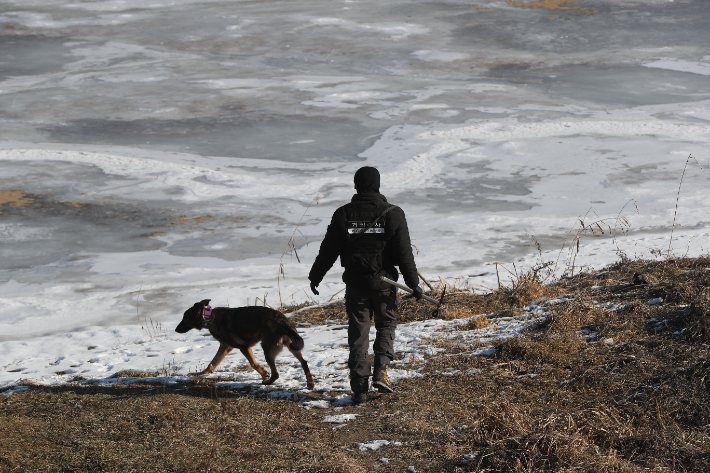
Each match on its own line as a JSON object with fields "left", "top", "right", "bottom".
{"left": 175, "top": 299, "right": 315, "bottom": 389}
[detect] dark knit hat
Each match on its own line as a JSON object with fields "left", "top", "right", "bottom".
{"left": 354, "top": 166, "right": 380, "bottom": 193}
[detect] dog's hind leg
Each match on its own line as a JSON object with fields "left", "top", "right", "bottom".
{"left": 261, "top": 338, "right": 284, "bottom": 386}
{"left": 240, "top": 347, "right": 270, "bottom": 382}
{"left": 288, "top": 347, "right": 315, "bottom": 390}
{"left": 196, "top": 343, "right": 233, "bottom": 375}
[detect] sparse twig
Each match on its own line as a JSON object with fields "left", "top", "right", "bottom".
{"left": 134, "top": 284, "right": 167, "bottom": 338}
{"left": 136, "top": 283, "right": 144, "bottom": 331}
{"left": 277, "top": 195, "right": 321, "bottom": 306}
{"left": 668, "top": 154, "right": 703, "bottom": 255}
{"left": 529, "top": 234, "right": 542, "bottom": 259}
{"left": 418, "top": 271, "right": 434, "bottom": 291}
{"left": 328, "top": 288, "right": 345, "bottom": 301}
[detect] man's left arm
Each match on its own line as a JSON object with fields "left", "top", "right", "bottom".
{"left": 391, "top": 209, "right": 420, "bottom": 292}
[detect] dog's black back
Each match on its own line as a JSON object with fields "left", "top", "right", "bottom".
{"left": 208, "top": 306, "right": 304, "bottom": 351}
{"left": 175, "top": 300, "right": 314, "bottom": 389}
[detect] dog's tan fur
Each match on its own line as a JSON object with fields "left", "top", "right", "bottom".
{"left": 176, "top": 299, "right": 314, "bottom": 389}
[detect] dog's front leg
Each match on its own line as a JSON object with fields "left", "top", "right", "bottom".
{"left": 194, "top": 343, "right": 233, "bottom": 375}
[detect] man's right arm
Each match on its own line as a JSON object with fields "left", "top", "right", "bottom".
{"left": 308, "top": 210, "right": 347, "bottom": 287}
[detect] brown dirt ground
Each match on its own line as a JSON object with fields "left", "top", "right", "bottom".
{"left": 2, "top": 256, "right": 709, "bottom": 472}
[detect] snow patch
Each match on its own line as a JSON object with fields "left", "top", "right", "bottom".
{"left": 355, "top": 439, "right": 402, "bottom": 451}
{"left": 323, "top": 413, "right": 359, "bottom": 423}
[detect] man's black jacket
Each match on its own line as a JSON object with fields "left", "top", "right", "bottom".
{"left": 308, "top": 192, "right": 419, "bottom": 291}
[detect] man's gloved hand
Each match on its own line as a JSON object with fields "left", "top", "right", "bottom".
{"left": 412, "top": 285, "right": 423, "bottom": 300}
{"left": 310, "top": 281, "right": 320, "bottom": 296}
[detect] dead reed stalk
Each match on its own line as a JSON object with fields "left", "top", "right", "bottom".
{"left": 277, "top": 195, "right": 320, "bottom": 306}
{"left": 554, "top": 200, "right": 638, "bottom": 278}
{"left": 668, "top": 153, "right": 703, "bottom": 255}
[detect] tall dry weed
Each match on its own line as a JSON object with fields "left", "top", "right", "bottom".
{"left": 668, "top": 154, "right": 703, "bottom": 255}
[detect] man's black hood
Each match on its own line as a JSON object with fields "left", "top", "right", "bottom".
{"left": 354, "top": 166, "right": 380, "bottom": 194}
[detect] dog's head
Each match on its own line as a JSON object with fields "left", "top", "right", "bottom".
{"left": 175, "top": 299, "right": 211, "bottom": 333}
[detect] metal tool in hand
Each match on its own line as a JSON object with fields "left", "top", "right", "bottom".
{"left": 380, "top": 276, "right": 446, "bottom": 318}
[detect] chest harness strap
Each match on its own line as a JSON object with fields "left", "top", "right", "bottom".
{"left": 348, "top": 205, "right": 397, "bottom": 245}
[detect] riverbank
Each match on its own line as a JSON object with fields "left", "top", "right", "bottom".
{"left": 2, "top": 255, "right": 709, "bottom": 471}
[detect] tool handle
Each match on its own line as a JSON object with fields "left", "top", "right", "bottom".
{"left": 380, "top": 276, "right": 441, "bottom": 306}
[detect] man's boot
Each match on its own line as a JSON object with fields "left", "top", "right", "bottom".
{"left": 351, "top": 377, "right": 369, "bottom": 404}
{"left": 352, "top": 391, "right": 368, "bottom": 404}
{"left": 372, "top": 364, "right": 394, "bottom": 393}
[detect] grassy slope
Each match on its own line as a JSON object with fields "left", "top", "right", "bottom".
{"left": 1, "top": 256, "right": 709, "bottom": 472}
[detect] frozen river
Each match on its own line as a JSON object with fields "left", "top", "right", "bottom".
{"left": 1, "top": 0, "right": 709, "bottom": 342}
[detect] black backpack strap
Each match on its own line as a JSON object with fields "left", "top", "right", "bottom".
{"left": 347, "top": 205, "right": 397, "bottom": 245}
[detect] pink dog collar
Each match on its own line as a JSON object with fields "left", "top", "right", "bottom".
{"left": 202, "top": 305, "right": 212, "bottom": 328}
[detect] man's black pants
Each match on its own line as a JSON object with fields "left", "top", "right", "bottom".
{"left": 345, "top": 285, "right": 398, "bottom": 393}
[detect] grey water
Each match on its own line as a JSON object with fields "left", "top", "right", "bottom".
{"left": 1, "top": 0, "right": 708, "bottom": 154}
{"left": 1, "top": 0, "right": 707, "bottom": 236}
{"left": 1, "top": 0, "right": 709, "bottom": 339}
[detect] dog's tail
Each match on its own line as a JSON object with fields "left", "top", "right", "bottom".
{"left": 282, "top": 324, "right": 305, "bottom": 351}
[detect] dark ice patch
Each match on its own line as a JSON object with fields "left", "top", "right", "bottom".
{"left": 40, "top": 115, "right": 380, "bottom": 162}
{"left": 394, "top": 160, "right": 538, "bottom": 214}
{"left": 0, "top": 35, "right": 72, "bottom": 79}
{"left": 489, "top": 64, "right": 710, "bottom": 108}
{"left": 450, "top": 1, "right": 710, "bottom": 56}
{"left": 0, "top": 195, "right": 170, "bottom": 270}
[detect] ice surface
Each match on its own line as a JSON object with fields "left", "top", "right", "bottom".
{"left": 0, "top": 0, "right": 709, "bottom": 354}
{"left": 644, "top": 59, "right": 710, "bottom": 77}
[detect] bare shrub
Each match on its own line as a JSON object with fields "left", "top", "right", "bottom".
{"left": 500, "top": 268, "right": 551, "bottom": 308}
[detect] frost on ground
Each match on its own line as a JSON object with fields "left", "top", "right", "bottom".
{"left": 0, "top": 296, "right": 553, "bottom": 396}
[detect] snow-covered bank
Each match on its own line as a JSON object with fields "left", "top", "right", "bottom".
{"left": 0, "top": 294, "right": 569, "bottom": 394}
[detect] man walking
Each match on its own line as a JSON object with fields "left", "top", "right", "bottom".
{"left": 309, "top": 166, "right": 422, "bottom": 404}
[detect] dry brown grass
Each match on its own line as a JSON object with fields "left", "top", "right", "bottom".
{"left": 499, "top": 268, "right": 554, "bottom": 308}
{"left": 285, "top": 274, "right": 559, "bottom": 327}
{"left": 286, "top": 300, "right": 347, "bottom": 325}
{"left": 2, "top": 256, "right": 710, "bottom": 472}
{"left": 457, "top": 315, "right": 491, "bottom": 331}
